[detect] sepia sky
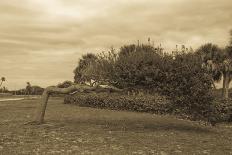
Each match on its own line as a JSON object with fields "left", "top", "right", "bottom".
{"left": 0, "top": 0, "right": 232, "bottom": 90}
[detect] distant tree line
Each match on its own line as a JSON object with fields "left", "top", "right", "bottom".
{"left": 11, "top": 85, "right": 44, "bottom": 95}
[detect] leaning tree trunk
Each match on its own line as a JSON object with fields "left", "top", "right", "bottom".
{"left": 34, "top": 84, "right": 122, "bottom": 124}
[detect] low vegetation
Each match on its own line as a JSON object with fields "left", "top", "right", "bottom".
{"left": 64, "top": 93, "right": 171, "bottom": 115}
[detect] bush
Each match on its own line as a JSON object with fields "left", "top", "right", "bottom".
{"left": 64, "top": 93, "right": 172, "bottom": 115}
{"left": 158, "top": 53, "right": 214, "bottom": 120}
{"left": 72, "top": 44, "right": 215, "bottom": 121}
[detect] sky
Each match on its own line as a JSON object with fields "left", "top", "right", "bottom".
{"left": 0, "top": 0, "right": 232, "bottom": 90}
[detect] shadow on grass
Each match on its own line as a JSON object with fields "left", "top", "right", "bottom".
{"left": 142, "top": 122, "right": 214, "bottom": 134}
{"left": 40, "top": 118, "right": 215, "bottom": 134}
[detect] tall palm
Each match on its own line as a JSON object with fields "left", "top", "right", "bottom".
{"left": 223, "top": 39, "right": 232, "bottom": 98}
{"left": 220, "top": 30, "right": 232, "bottom": 99}
{"left": 0, "top": 77, "right": 6, "bottom": 87}
{"left": 197, "top": 43, "right": 232, "bottom": 99}
{"left": 197, "top": 43, "right": 223, "bottom": 79}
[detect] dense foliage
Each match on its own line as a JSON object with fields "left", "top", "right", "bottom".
{"left": 158, "top": 53, "right": 214, "bottom": 119}
{"left": 111, "top": 45, "right": 165, "bottom": 88}
{"left": 64, "top": 93, "right": 171, "bottom": 115}
{"left": 72, "top": 44, "right": 215, "bottom": 120}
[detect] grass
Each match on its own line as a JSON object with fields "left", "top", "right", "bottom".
{"left": 0, "top": 97, "right": 232, "bottom": 155}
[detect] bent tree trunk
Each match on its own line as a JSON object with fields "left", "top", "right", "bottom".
{"left": 34, "top": 84, "right": 122, "bottom": 124}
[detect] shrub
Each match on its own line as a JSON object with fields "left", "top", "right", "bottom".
{"left": 72, "top": 44, "right": 215, "bottom": 121}
{"left": 158, "top": 53, "right": 214, "bottom": 120}
{"left": 64, "top": 93, "right": 172, "bottom": 115}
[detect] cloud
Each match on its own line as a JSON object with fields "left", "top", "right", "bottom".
{"left": 0, "top": 0, "right": 231, "bottom": 89}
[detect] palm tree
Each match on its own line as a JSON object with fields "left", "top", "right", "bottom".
{"left": 197, "top": 43, "right": 223, "bottom": 81}
{"left": 74, "top": 53, "right": 98, "bottom": 84}
{"left": 219, "top": 31, "right": 232, "bottom": 99}
{"left": 26, "top": 82, "right": 32, "bottom": 95}
{"left": 0, "top": 77, "right": 6, "bottom": 87}
{"left": 197, "top": 42, "right": 232, "bottom": 99}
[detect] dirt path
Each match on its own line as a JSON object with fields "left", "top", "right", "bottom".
{"left": 0, "top": 98, "right": 24, "bottom": 102}
{"left": 0, "top": 98, "right": 232, "bottom": 155}
{"left": 0, "top": 96, "right": 40, "bottom": 102}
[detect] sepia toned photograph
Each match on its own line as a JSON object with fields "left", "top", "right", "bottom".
{"left": 0, "top": 0, "right": 232, "bottom": 154}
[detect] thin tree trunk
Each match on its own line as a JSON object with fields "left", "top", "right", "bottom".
{"left": 34, "top": 84, "right": 122, "bottom": 124}
{"left": 222, "top": 73, "right": 230, "bottom": 99}
{"left": 222, "top": 74, "right": 226, "bottom": 97}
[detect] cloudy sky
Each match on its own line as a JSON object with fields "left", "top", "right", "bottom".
{"left": 0, "top": 0, "right": 231, "bottom": 90}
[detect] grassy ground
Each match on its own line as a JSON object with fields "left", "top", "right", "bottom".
{"left": 0, "top": 97, "right": 232, "bottom": 155}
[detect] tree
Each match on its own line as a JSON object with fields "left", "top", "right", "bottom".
{"left": 108, "top": 44, "right": 164, "bottom": 89}
{"left": 196, "top": 43, "right": 224, "bottom": 86}
{"left": 31, "top": 84, "right": 122, "bottom": 124}
{"left": 31, "top": 86, "right": 44, "bottom": 95}
{"left": 26, "top": 82, "right": 32, "bottom": 95}
{"left": 223, "top": 31, "right": 232, "bottom": 98}
{"left": 74, "top": 53, "right": 98, "bottom": 84}
{"left": 93, "top": 48, "right": 118, "bottom": 85}
{"left": 163, "top": 52, "right": 214, "bottom": 120}
{"left": 31, "top": 43, "right": 216, "bottom": 124}
{"left": 0, "top": 77, "right": 6, "bottom": 87}
{"left": 197, "top": 41, "right": 232, "bottom": 99}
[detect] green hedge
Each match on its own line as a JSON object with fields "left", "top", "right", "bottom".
{"left": 64, "top": 93, "right": 172, "bottom": 115}
{"left": 64, "top": 93, "right": 232, "bottom": 124}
